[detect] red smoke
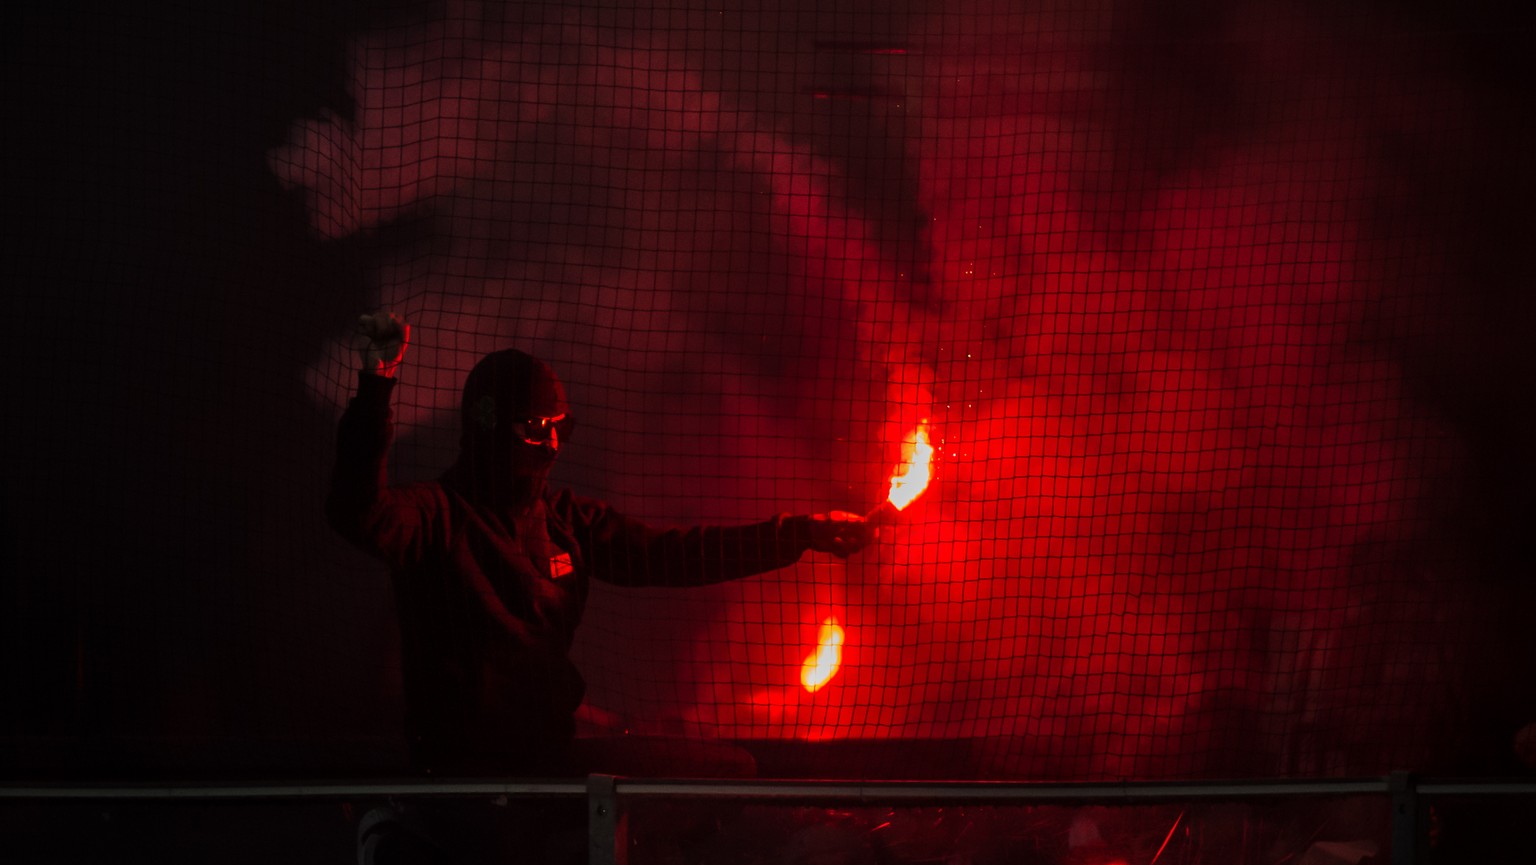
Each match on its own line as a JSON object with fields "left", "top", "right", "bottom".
{"left": 274, "top": 1, "right": 1492, "bottom": 778}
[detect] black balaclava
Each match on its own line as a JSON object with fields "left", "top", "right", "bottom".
{"left": 442, "top": 349, "right": 569, "bottom": 511}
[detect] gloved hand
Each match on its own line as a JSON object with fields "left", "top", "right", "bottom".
{"left": 356, "top": 312, "right": 410, "bottom": 378}
{"left": 799, "top": 511, "right": 877, "bottom": 559}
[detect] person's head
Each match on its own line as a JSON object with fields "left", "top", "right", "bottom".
{"left": 447, "top": 349, "right": 573, "bottom": 507}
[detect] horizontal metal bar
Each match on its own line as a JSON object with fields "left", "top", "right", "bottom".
{"left": 1, "top": 777, "right": 1529, "bottom": 802}
{"left": 1415, "top": 782, "right": 1536, "bottom": 796}
{"left": 612, "top": 779, "right": 1392, "bottom": 801}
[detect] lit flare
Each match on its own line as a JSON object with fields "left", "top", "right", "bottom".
{"left": 886, "top": 422, "right": 934, "bottom": 511}
{"left": 800, "top": 617, "right": 845, "bottom": 693}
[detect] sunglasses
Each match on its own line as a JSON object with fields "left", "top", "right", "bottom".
{"left": 511, "top": 414, "right": 572, "bottom": 446}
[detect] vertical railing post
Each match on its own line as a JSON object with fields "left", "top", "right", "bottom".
{"left": 587, "top": 774, "right": 626, "bottom": 865}
{"left": 1389, "top": 771, "right": 1418, "bottom": 865}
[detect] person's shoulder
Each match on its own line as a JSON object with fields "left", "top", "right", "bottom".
{"left": 393, "top": 478, "right": 455, "bottom": 510}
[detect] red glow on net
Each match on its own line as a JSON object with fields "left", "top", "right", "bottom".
{"left": 800, "top": 617, "right": 846, "bottom": 693}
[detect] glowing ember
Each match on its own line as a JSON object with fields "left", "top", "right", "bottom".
{"left": 886, "top": 421, "right": 934, "bottom": 510}
{"left": 800, "top": 617, "right": 845, "bottom": 693}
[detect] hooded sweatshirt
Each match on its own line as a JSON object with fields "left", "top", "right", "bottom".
{"left": 328, "top": 354, "right": 812, "bottom": 776}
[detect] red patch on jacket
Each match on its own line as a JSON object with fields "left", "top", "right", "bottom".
{"left": 549, "top": 551, "right": 574, "bottom": 580}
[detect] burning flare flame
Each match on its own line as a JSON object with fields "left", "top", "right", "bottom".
{"left": 886, "top": 422, "right": 934, "bottom": 510}
{"left": 800, "top": 617, "right": 845, "bottom": 693}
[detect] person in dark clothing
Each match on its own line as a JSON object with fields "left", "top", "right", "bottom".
{"left": 329, "top": 312, "right": 876, "bottom": 778}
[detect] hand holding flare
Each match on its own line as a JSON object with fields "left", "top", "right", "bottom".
{"left": 801, "top": 422, "right": 933, "bottom": 554}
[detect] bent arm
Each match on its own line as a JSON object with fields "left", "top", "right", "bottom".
{"left": 327, "top": 373, "right": 442, "bottom": 567}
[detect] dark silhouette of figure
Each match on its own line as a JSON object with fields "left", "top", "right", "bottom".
{"left": 329, "top": 313, "right": 875, "bottom": 779}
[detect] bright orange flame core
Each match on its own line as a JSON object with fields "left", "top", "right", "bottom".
{"left": 886, "top": 422, "right": 934, "bottom": 510}
{"left": 800, "top": 617, "right": 845, "bottom": 693}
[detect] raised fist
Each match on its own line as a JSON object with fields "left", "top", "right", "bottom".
{"left": 801, "top": 511, "right": 878, "bottom": 559}
{"left": 356, "top": 312, "right": 410, "bottom": 378}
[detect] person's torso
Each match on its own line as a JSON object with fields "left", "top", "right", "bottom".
{"left": 393, "top": 485, "right": 593, "bottom": 773}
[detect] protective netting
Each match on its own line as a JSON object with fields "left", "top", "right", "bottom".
{"left": 4, "top": 0, "right": 1534, "bottom": 781}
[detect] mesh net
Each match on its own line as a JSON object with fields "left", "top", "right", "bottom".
{"left": 4, "top": 0, "right": 1534, "bottom": 780}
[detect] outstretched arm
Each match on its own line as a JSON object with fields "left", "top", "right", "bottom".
{"left": 326, "top": 313, "right": 443, "bottom": 566}
{"left": 559, "top": 493, "right": 876, "bottom": 588}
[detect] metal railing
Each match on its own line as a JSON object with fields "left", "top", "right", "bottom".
{"left": 4, "top": 773, "right": 1532, "bottom": 864}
